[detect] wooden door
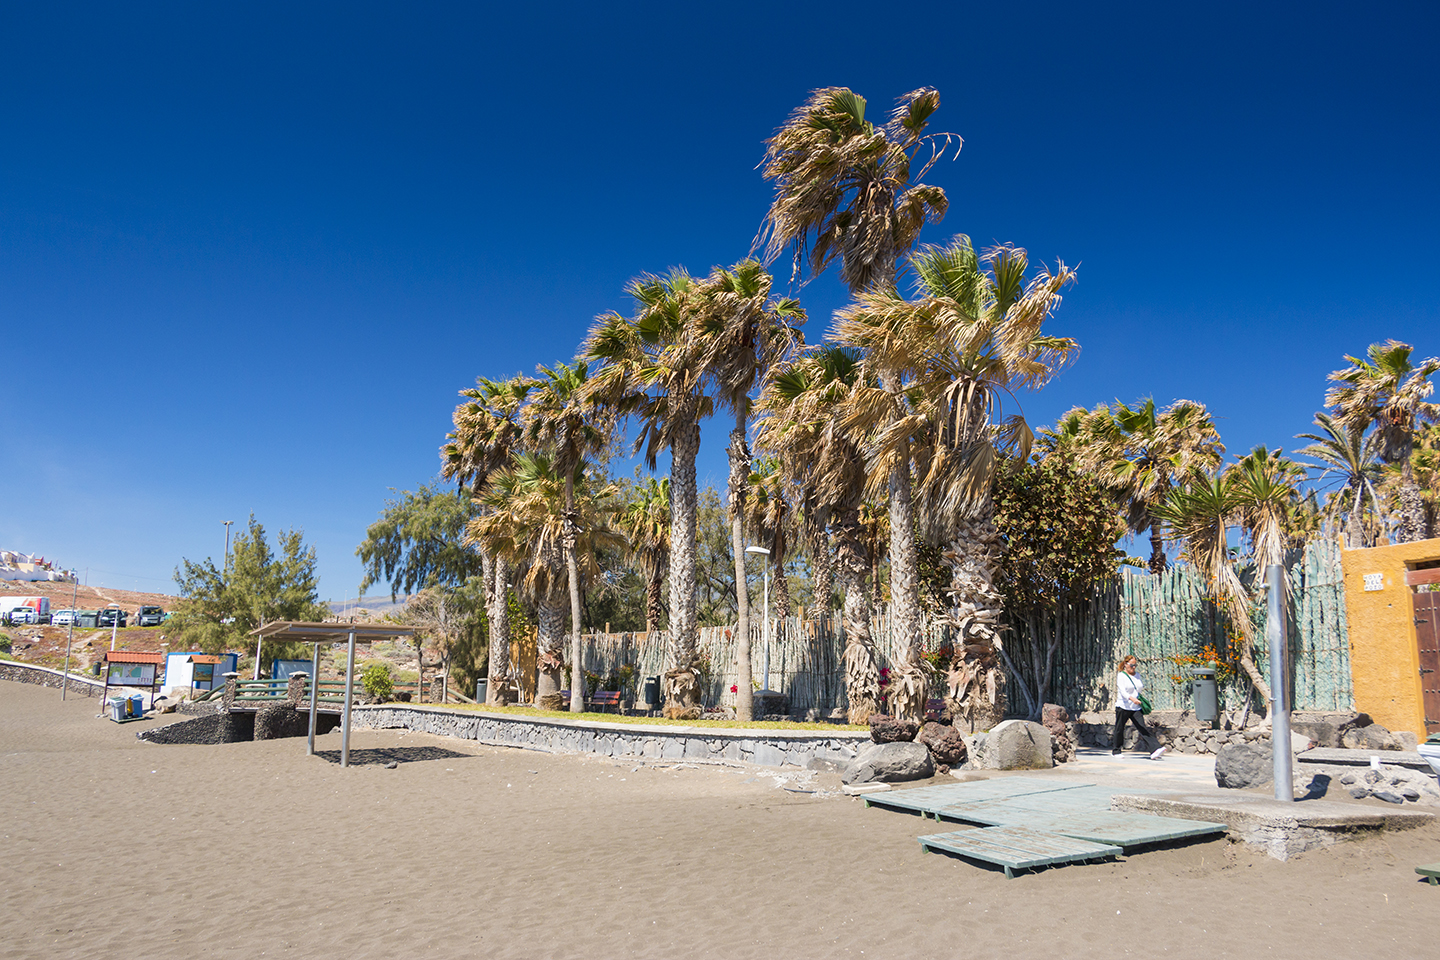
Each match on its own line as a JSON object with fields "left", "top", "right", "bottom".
{"left": 1414, "top": 590, "right": 1440, "bottom": 734}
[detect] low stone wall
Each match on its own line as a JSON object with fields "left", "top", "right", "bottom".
{"left": 0, "top": 661, "right": 105, "bottom": 697}
{"left": 1074, "top": 710, "right": 1379, "bottom": 755}
{"left": 353, "top": 704, "right": 870, "bottom": 768}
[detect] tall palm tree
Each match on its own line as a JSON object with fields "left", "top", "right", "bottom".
{"left": 440, "top": 375, "right": 532, "bottom": 703}
{"left": 1225, "top": 446, "right": 1306, "bottom": 578}
{"left": 757, "top": 345, "right": 882, "bottom": 723}
{"left": 522, "top": 360, "right": 613, "bottom": 713}
{"left": 1326, "top": 340, "right": 1440, "bottom": 543}
{"left": 617, "top": 477, "right": 670, "bottom": 633}
{"left": 1295, "top": 412, "right": 1383, "bottom": 547}
{"left": 1061, "top": 398, "right": 1224, "bottom": 573}
{"left": 758, "top": 86, "right": 956, "bottom": 713}
{"left": 585, "top": 271, "right": 713, "bottom": 714}
{"left": 835, "top": 236, "right": 1078, "bottom": 725}
{"left": 692, "top": 258, "right": 804, "bottom": 720}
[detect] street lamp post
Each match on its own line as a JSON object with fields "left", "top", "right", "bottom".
{"left": 61, "top": 574, "right": 80, "bottom": 700}
{"left": 745, "top": 546, "right": 771, "bottom": 693}
{"left": 106, "top": 603, "right": 121, "bottom": 652}
{"left": 223, "top": 520, "right": 235, "bottom": 574}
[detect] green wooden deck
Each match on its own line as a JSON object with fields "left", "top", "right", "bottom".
{"left": 862, "top": 777, "right": 1084, "bottom": 817}
{"left": 918, "top": 826, "right": 1122, "bottom": 878}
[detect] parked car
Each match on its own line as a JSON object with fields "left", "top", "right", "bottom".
{"left": 51, "top": 609, "right": 78, "bottom": 626}
{"left": 96, "top": 609, "right": 128, "bottom": 628}
{"left": 134, "top": 605, "right": 165, "bottom": 627}
{"left": 6, "top": 608, "right": 37, "bottom": 624}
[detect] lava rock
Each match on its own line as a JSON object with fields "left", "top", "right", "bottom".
{"left": 1341, "top": 723, "right": 1404, "bottom": 751}
{"left": 1370, "top": 788, "right": 1405, "bottom": 804}
{"left": 842, "top": 741, "right": 935, "bottom": 784}
{"left": 869, "top": 715, "right": 920, "bottom": 744}
{"left": 917, "top": 721, "right": 966, "bottom": 766}
{"left": 1042, "top": 704, "right": 1076, "bottom": 763}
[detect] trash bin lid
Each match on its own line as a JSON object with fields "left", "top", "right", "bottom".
{"left": 1187, "top": 665, "right": 1216, "bottom": 677}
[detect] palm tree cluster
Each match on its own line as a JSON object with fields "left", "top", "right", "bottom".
{"left": 438, "top": 84, "right": 1083, "bottom": 726}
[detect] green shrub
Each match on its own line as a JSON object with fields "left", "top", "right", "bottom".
{"left": 361, "top": 662, "right": 394, "bottom": 701}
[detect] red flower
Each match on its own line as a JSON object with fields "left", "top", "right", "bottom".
{"left": 729, "top": 684, "right": 738, "bottom": 693}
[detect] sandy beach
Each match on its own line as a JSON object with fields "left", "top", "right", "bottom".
{"left": 3, "top": 678, "right": 1438, "bottom": 960}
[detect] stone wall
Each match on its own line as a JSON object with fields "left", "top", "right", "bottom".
{"left": 353, "top": 705, "right": 870, "bottom": 768}
{"left": 0, "top": 662, "right": 105, "bottom": 697}
{"left": 1074, "top": 709, "right": 1383, "bottom": 755}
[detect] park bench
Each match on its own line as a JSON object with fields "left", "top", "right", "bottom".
{"left": 587, "top": 690, "right": 623, "bottom": 713}
{"left": 1418, "top": 862, "right": 1440, "bottom": 886}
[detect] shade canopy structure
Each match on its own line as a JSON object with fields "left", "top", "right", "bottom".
{"left": 248, "top": 620, "right": 415, "bottom": 767}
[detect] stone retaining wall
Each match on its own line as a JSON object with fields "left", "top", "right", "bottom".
{"left": 0, "top": 662, "right": 105, "bottom": 697}
{"left": 353, "top": 705, "right": 870, "bottom": 768}
{"left": 1074, "top": 709, "right": 1385, "bottom": 755}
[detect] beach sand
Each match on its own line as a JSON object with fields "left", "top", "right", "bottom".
{"left": 3, "top": 678, "right": 1438, "bottom": 960}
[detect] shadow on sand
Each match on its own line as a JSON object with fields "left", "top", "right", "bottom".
{"left": 312, "top": 745, "right": 475, "bottom": 766}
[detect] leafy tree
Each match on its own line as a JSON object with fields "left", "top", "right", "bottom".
{"left": 1295, "top": 412, "right": 1384, "bottom": 547}
{"left": 357, "top": 483, "right": 482, "bottom": 598}
{"left": 169, "top": 516, "right": 330, "bottom": 665}
{"left": 991, "top": 458, "right": 1125, "bottom": 718}
{"left": 616, "top": 476, "right": 670, "bottom": 632}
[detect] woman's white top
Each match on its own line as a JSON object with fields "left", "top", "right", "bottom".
{"left": 1115, "top": 671, "right": 1144, "bottom": 711}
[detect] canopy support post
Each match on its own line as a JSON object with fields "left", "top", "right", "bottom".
{"left": 342, "top": 629, "right": 356, "bottom": 768}
{"left": 307, "top": 641, "right": 320, "bottom": 756}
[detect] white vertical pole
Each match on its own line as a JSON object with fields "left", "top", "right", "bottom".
{"left": 342, "top": 630, "right": 356, "bottom": 768}
{"left": 307, "top": 641, "right": 319, "bottom": 756}
{"left": 1267, "top": 565, "right": 1293, "bottom": 801}
{"left": 61, "top": 575, "right": 79, "bottom": 700}
{"left": 762, "top": 563, "right": 770, "bottom": 692}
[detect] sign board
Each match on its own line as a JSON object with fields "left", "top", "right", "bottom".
{"left": 107, "top": 662, "right": 156, "bottom": 686}
{"left": 1363, "top": 573, "right": 1384, "bottom": 592}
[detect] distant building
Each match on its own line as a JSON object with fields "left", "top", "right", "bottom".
{"left": 0, "top": 549, "right": 77, "bottom": 583}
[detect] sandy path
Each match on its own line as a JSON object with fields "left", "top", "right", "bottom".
{"left": 2, "top": 678, "right": 1438, "bottom": 959}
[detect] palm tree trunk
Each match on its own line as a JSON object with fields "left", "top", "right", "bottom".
{"left": 535, "top": 594, "right": 566, "bottom": 699}
{"left": 1397, "top": 475, "right": 1427, "bottom": 545}
{"left": 772, "top": 556, "right": 792, "bottom": 620}
{"left": 486, "top": 558, "right": 510, "bottom": 705}
{"left": 810, "top": 526, "right": 833, "bottom": 621}
{"left": 887, "top": 451, "right": 925, "bottom": 723}
{"left": 1147, "top": 522, "right": 1167, "bottom": 574}
{"left": 834, "top": 509, "right": 879, "bottom": 723}
{"left": 645, "top": 572, "right": 663, "bottom": 633}
{"left": 564, "top": 473, "right": 585, "bottom": 713}
{"left": 944, "top": 510, "right": 1007, "bottom": 730}
{"left": 665, "top": 416, "right": 702, "bottom": 712}
{"left": 728, "top": 420, "right": 754, "bottom": 721}
{"left": 1346, "top": 482, "right": 1365, "bottom": 548}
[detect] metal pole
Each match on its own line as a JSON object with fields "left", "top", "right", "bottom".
{"left": 341, "top": 629, "right": 356, "bottom": 768}
{"left": 762, "top": 561, "right": 770, "bottom": 692}
{"left": 253, "top": 632, "right": 263, "bottom": 680}
{"left": 107, "top": 603, "right": 120, "bottom": 651}
{"left": 1267, "top": 564, "right": 1293, "bottom": 802}
{"left": 61, "top": 575, "right": 79, "bottom": 700}
{"left": 307, "top": 641, "right": 319, "bottom": 756}
{"left": 223, "top": 520, "right": 234, "bottom": 573}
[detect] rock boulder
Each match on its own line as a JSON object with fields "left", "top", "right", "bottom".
{"left": 842, "top": 741, "right": 935, "bottom": 784}
{"left": 1215, "top": 742, "right": 1273, "bottom": 789}
{"left": 917, "top": 721, "right": 966, "bottom": 766}
{"left": 965, "top": 720, "right": 1053, "bottom": 770}
{"left": 869, "top": 715, "right": 920, "bottom": 743}
{"left": 1042, "top": 704, "right": 1076, "bottom": 763}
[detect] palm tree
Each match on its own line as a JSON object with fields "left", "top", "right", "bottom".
{"left": 1326, "top": 340, "right": 1440, "bottom": 543}
{"left": 617, "top": 477, "right": 670, "bottom": 633}
{"left": 1295, "top": 412, "right": 1383, "bottom": 547}
{"left": 757, "top": 345, "right": 882, "bottom": 723}
{"left": 585, "top": 271, "right": 714, "bottom": 715}
{"left": 758, "top": 86, "right": 955, "bottom": 292}
{"left": 835, "top": 236, "right": 1078, "bottom": 725}
{"left": 1153, "top": 476, "right": 1273, "bottom": 707}
{"left": 1061, "top": 398, "right": 1224, "bottom": 573}
{"left": 692, "top": 258, "right": 804, "bottom": 720}
{"left": 522, "top": 360, "right": 613, "bottom": 713}
{"left": 758, "top": 86, "right": 956, "bottom": 717}
{"left": 1225, "top": 446, "right": 1306, "bottom": 577}
{"left": 440, "top": 375, "right": 532, "bottom": 703}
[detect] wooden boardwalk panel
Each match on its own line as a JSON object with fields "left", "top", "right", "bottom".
{"left": 918, "top": 826, "right": 1121, "bottom": 878}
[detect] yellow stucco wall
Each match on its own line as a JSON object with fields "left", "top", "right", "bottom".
{"left": 1340, "top": 538, "right": 1440, "bottom": 736}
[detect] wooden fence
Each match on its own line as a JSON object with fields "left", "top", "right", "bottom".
{"left": 575, "top": 539, "right": 1353, "bottom": 719}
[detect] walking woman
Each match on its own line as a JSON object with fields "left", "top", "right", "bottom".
{"left": 1112, "top": 655, "right": 1166, "bottom": 758}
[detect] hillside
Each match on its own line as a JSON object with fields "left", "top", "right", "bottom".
{"left": 0, "top": 579, "right": 177, "bottom": 612}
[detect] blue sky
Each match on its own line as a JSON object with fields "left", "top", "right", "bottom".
{"left": 2, "top": 2, "right": 1436, "bottom": 600}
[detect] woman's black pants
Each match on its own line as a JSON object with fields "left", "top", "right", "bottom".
{"left": 1112, "top": 708, "right": 1152, "bottom": 752}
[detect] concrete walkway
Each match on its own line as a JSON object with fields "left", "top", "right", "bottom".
{"left": 984, "top": 745, "right": 1437, "bottom": 861}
